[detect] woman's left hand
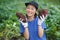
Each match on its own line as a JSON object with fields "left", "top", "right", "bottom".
{"left": 38, "top": 15, "right": 47, "bottom": 26}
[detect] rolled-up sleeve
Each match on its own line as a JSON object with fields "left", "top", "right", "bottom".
{"left": 20, "top": 23, "right": 24, "bottom": 34}
{"left": 41, "top": 22, "right": 47, "bottom": 30}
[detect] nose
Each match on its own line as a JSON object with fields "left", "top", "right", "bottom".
{"left": 28, "top": 9, "right": 31, "bottom": 13}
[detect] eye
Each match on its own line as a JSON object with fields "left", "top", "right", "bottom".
{"left": 31, "top": 8, "right": 34, "bottom": 10}
{"left": 27, "top": 7, "right": 30, "bottom": 9}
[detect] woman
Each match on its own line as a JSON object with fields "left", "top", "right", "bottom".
{"left": 20, "top": 1, "right": 47, "bottom": 40}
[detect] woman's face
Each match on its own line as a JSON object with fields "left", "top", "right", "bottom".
{"left": 26, "top": 4, "right": 36, "bottom": 17}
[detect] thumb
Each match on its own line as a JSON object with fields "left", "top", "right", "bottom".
{"left": 19, "top": 19, "right": 23, "bottom": 23}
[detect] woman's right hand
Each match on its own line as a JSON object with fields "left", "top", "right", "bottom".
{"left": 19, "top": 18, "right": 28, "bottom": 28}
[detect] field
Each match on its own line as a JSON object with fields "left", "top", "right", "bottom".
{"left": 0, "top": 0, "right": 60, "bottom": 40}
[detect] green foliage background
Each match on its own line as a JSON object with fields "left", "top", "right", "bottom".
{"left": 0, "top": 0, "right": 60, "bottom": 40}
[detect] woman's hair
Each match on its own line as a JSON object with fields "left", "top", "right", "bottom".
{"left": 26, "top": 13, "right": 37, "bottom": 18}
{"left": 34, "top": 13, "right": 37, "bottom": 18}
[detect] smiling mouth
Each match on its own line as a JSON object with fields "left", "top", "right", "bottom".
{"left": 28, "top": 13, "right": 32, "bottom": 14}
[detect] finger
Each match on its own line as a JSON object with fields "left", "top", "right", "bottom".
{"left": 20, "top": 18, "right": 24, "bottom": 21}
{"left": 18, "top": 19, "right": 23, "bottom": 23}
{"left": 42, "top": 15, "right": 44, "bottom": 18}
{"left": 20, "top": 20, "right": 23, "bottom": 23}
{"left": 19, "top": 18, "right": 23, "bottom": 23}
{"left": 40, "top": 16, "right": 43, "bottom": 20}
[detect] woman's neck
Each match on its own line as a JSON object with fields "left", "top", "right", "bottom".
{"left": 27, "top": 16, "right": 34, "bottom": 21}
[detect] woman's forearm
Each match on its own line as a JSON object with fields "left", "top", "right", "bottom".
{"left": 38, "top": 25, "right": 44, "bottom": 38}
{"left": 23, "top": 28, "right": 29, "bottom": 40}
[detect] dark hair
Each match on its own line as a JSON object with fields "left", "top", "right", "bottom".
{"left": 34, "top": 13, "right": 37, "bottom": 18}
{"left": 26, "top": 13, "right": 37, "bottom": 18}
{"left": 25, "top": 1, "right": 38, "bottom": 10}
